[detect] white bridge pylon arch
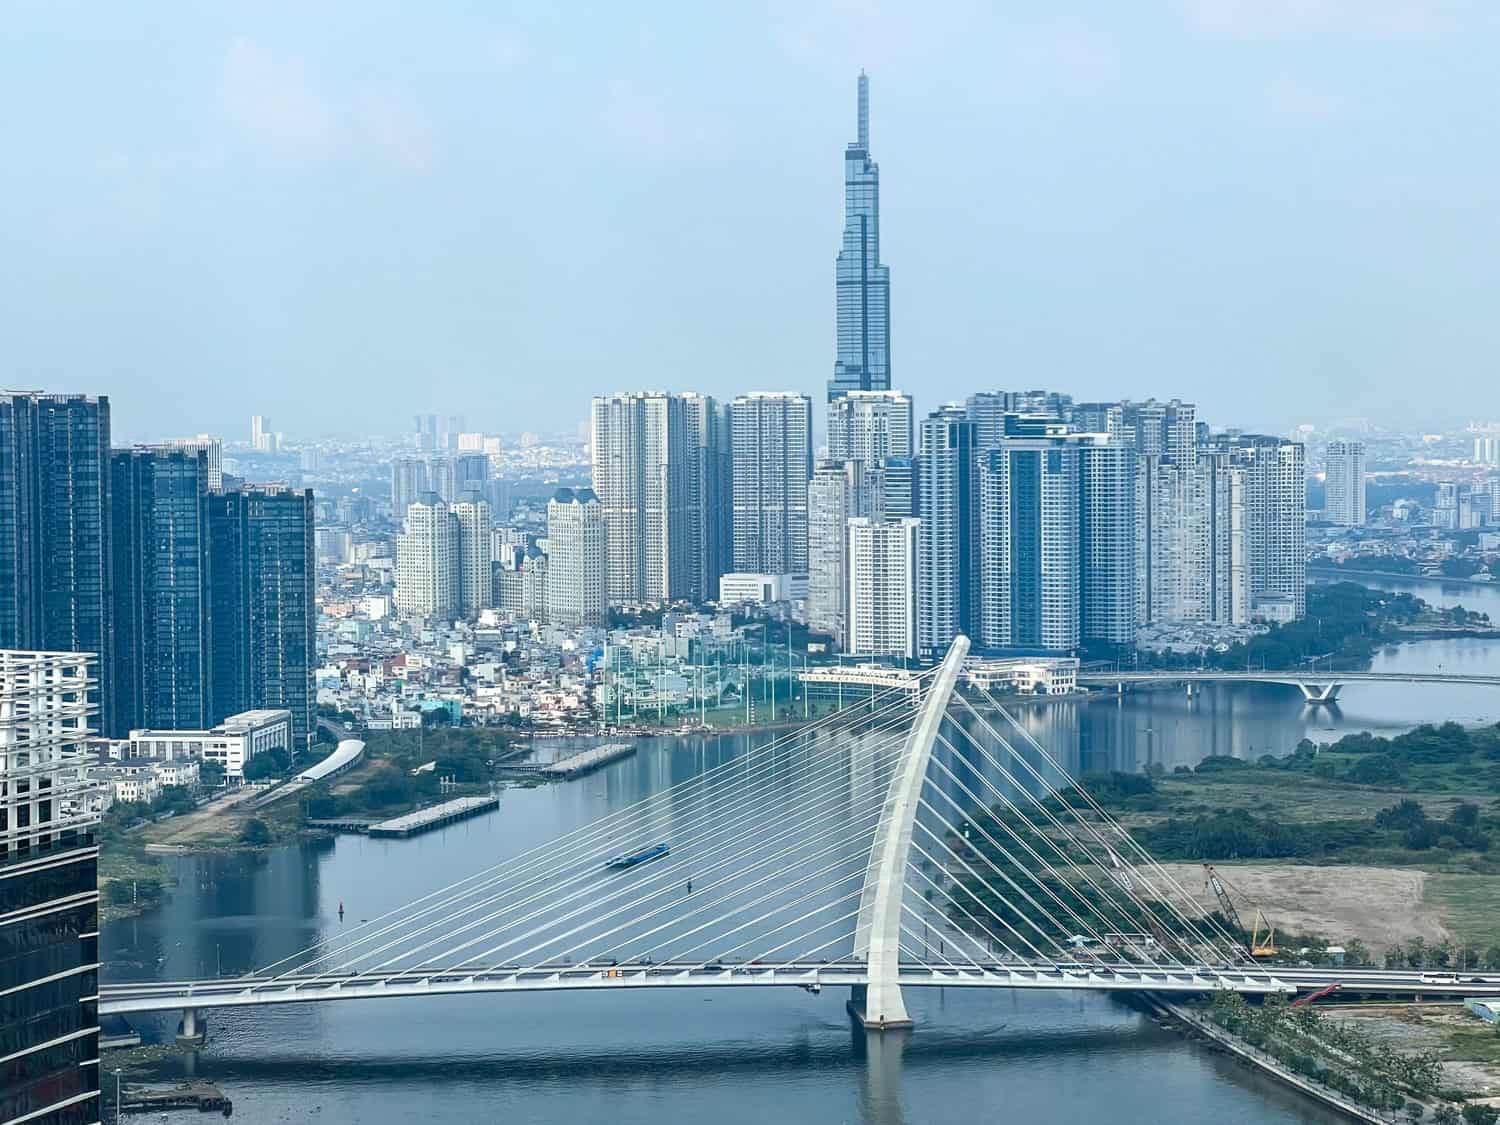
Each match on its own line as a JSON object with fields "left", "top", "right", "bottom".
{"left": 852, "top": 635, "right": 969, "bottom": 1028}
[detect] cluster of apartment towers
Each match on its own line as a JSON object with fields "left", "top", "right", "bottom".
{"left": 0, "top": 391, "right": 316, "bottom": 744}
{"left": 391, "top": 74, "right": 1308, "bottom": 658}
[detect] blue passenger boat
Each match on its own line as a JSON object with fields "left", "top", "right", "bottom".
{"left": 605, "top": 842, "right": 670, "bottom": 870}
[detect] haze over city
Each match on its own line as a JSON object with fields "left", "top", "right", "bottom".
{"left": 14, "top": 7, "right": 1500, "bottom": 1125}
{"left": 6, "top": 1, "right": 1499, "bottom": 440}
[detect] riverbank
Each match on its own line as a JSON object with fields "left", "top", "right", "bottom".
{"left": 1313, "top": 565, "right": 1500, "bottom": 590}
{"left": 1149, "top": 997, "right": 1394, "bottom": 1124}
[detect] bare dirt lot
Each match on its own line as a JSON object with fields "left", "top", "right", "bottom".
{"left": 142, "top": 787, "right": 261, "bottom": 847}
{"left": 1153, "top": 863, "right": 1452, "bottom": 952}
{"left": 1334, "top": 1004, "right": 1500, "bottom": 1099}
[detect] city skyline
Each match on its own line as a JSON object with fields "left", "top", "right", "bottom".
{"left": 9, "top": 6, "right": 1500, "bottom": 439}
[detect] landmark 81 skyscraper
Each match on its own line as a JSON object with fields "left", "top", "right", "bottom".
{"left": 829, "top": 71, "right": 891, "bottom": 402}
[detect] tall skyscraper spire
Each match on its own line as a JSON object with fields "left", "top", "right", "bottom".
{"left": 857, "top": 69, "right": 869, "bottom": 148}
{"left": 829, "top": 71, "right": 891, "bottom": 402}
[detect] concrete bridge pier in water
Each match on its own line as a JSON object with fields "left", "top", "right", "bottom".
{"left": 176, "top": 1007, "right": 207, "bottom": 1047}
{"left": 1296, "top": 682, "right": 1343, "bottom": 704}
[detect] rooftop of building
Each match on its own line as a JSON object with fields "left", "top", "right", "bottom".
{"left": 128, "top": 708, "right": 291, "bottom": 739}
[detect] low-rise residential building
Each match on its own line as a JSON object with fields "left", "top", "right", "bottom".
{"left": 154, "top": 759, "right": 201, "bottom": 789}
{"left": 86, "top": 763, "right": 161, "bottom": 805}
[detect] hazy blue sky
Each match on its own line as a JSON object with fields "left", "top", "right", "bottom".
{"left": 4, "top": 1, "right": 1496, "bottom": 442}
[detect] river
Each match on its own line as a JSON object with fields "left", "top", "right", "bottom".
{"left": 102, "top": 577, "right": 1500, "bottom": 1124}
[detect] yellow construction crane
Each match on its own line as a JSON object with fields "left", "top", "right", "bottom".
{"left": 1203, "top": 864, "right": 1278, "bottom": 958}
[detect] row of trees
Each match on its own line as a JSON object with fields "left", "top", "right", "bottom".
{"left": 1209, "top": 991, "right": 1445, "bottom": 1116}
{"left": 1137, "top": 583, "right": 1428, "bottom": 673}
{"left": 1133, "top": 796, "right": 1493, "bottom": 864}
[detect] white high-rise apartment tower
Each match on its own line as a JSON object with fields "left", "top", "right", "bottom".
{"left": 590, "top": 392, "right": 729, "bottom": 606}
{"left": 546, "top": 488, "right": 607, "bottom": 627}
{"left": 847, "top": 517, "right": 919, "bottom": 659}
{"left": 250, "top": 415, "right": 272, "bottom": 452}
{"left": 730, "top": 392, "right": 813, "bottom": 575}
{"left": 1325, "top": 440, "right": 1366, "bottom": 526}
{"left": 450, "top": 494, "right": 495, "bottom": 614}
{"left": 395, "top": 494, "right": 460, "bottom": 619}
{"left": 807, "top": 460, "right": 881, "bottom": 648}
{"left": 827, "top": 390, "right": 913, "bottom": 463}
{"left": 1206, "top": 434, "right": 1306, "bottom": 619}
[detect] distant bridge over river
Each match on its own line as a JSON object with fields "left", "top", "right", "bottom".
{"left": 1075, "top": 670, "right": 1500, "bottom": 703}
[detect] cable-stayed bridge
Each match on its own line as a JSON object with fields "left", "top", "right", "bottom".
{"left": 99, "top": 638, "right": 1500, "bottom": 1043}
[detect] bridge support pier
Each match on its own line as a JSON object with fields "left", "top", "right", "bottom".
{"left": 1296, "top": 682, "right": 1343, "bottom": 705}
{"left": 852, "top": 636, "right": 969, "bottom": 1031}
{"left": 176, "top": 1007, "right": 206, "bottom": 1048}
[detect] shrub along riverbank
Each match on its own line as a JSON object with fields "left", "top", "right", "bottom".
{"left": 1136, "top": 581, "right": 1489, "bottom": 672}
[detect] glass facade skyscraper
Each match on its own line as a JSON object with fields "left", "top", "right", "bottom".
{"left": 110, "top": 447, "right": 213, "bottom": 735}
{"left": 829, "top": 71, "right": 891, "bottom": 402}
{"left": 0, "top": 393, "right": 114, "bottom": 726}
{"left": 208, "top": 486, "right": 316, "bottom": 749}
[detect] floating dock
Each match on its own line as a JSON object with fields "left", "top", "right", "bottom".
{"left": 539, "top": 742, "right": 636, "bottom": 780}
{"left": 122, "top": 1082, "right": 232, "bottom": 1115}
{"left": 367, "top": 795, "right": 499, "bottom": 838}
{"left": 305, "top": 816, "right": 379, "bottom": 834}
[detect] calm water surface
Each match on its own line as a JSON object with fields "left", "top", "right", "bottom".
{"left": 103, "top": 578, "right": 1500, "bottom": 1124}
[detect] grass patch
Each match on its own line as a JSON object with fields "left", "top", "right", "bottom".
{"left": 1424, "top": 873, "right": 1500, "bottom": 950}
{"left": 1437, "top": 1023, "right": 1500, "bottom": 1065}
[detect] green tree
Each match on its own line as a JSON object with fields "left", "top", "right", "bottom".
{"left": 241, "top": 748, "right": 291, "bottom": 781}
{"left": 239, "top": 818, "right": 272, "bottom": 846}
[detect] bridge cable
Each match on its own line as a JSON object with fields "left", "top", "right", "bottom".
{"left": 346, "top": 714, "right": 916, "bottom": 980}
{"left": 919, "top": 750, "right": 1157, "bottom": 967}
{"left": 970, "top": 692, "right": 1251, "bottom": 964}
{"left": 951, "top": 693, "right": 1249, "bottom": 967}
{"left": 930, "top": 725, "right": 1207, "bottom": 972}
{"left": 251, "top": 688, "right": 929, "bottom": 986}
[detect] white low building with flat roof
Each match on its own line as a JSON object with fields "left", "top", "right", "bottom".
{"left": 964, "top": 657, "right": 1079, "bottom": 696}
{"left": 121, "top": 708, "right": 293, "bottom": 780}
{"left": 718, "top": 572, "right": 808, "bottom": 606}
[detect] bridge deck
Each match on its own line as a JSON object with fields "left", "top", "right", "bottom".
{"left": 98, "top": 962, "right": 1500, "bottom": 1015}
